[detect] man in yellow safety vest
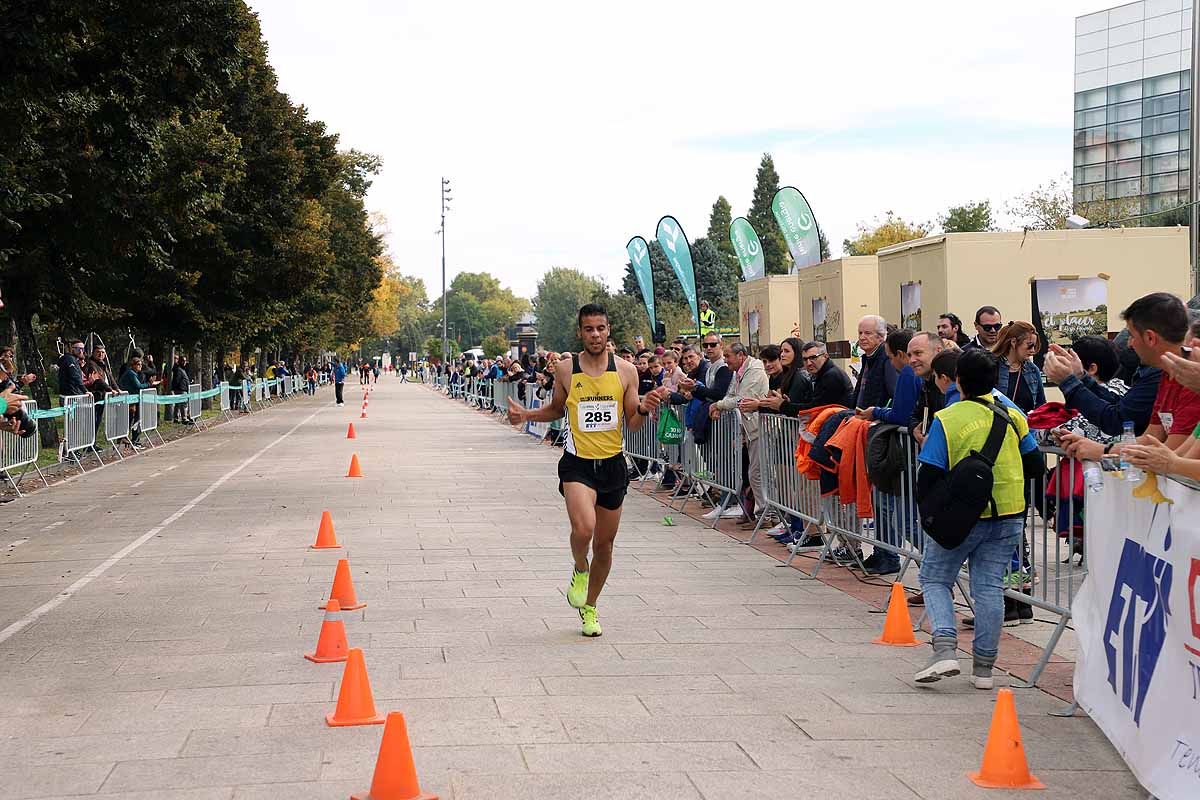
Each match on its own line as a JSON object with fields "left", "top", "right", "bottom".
{"left": 699, "top": 300, "right": 716, "bottom": 337}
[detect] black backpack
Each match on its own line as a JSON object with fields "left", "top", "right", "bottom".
{"left": 918, "top": 398, "right": 1018, "bottom": 550}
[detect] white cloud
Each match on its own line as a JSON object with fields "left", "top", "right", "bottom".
{"left": 250, "top": 0, "right": 1104, "bottom": 299}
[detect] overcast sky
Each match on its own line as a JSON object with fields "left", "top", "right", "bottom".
{"left": 249, "top": 0, "right": 1102, "bottom": 300}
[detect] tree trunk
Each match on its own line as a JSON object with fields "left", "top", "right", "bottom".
{"left": 200, "top": 347, "right": 212, "bottom": 411}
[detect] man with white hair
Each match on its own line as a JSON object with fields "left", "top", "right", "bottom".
{"left": 852, "top": 315, "right": 897, "bottom": 412}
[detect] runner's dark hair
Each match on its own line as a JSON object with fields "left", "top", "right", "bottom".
{"left": 577, "top": 303, "right": 608, "bottom": 326}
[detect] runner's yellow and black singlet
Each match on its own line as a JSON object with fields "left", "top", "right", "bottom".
{"left": 563, "top": 353, "right": 624, "bottom": 460}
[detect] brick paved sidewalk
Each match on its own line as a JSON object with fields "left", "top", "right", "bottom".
{"left": 0, "top": 381, "right": 1141, "bottom": 798}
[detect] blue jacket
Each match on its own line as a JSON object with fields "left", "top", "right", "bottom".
{"left": 853, "top": 345, "right": 897, "bottom": 410}
{"left": 871, "top": 364, "right": 922, "bottom": 425}
{"left": 333, "top": 363, "right": 347, "bottom": 383}
{"left": 995, "top": 356, "right": 1045, "bottom": 412}
{"left": 1059, "top": 366, "right": 1160, "bottom": 437}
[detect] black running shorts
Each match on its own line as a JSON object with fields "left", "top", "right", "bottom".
{"left": 558, "top": 452, "right": 627, "bottom": 510}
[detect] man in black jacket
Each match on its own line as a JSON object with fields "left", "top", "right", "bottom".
{"left": 851, "top": 315, "right": 896, "bottom": 410}
{"left": 57, "top": 340, "right": 88, "bottom": 400}
{"left": 171, "top": 355, "right": 193, "bottom": 424}
{"left": 761, "top": 342, "right": 853, "bottom": 414}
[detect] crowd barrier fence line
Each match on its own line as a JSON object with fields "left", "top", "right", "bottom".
{"left": 62, "top": 394, "right": 101, "bottom": 473}
{"left": 139, "top": 388, "right": 165, "bottom": 446}
{"left": 102, "top": 391, "right": 135, "bottom": 459}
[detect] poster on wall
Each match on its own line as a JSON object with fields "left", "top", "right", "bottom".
{"left": 900, "top": 282, "right": 922, "bottom": 330}
{"left": 812, "top": 298, "right": 828, "bottom": 343}
{"left": 747, "top": 309, "right": 760, "bottom": 350}
{"left": 1031, "top": 276, "right": 1108, "bottom": 346}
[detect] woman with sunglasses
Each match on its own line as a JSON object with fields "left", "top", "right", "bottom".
{"left": 992, "top": 321, "right": 1046, "bottom": 414}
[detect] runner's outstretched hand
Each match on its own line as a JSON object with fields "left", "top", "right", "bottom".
{"left": 640, "top": 387, "right": 665, "bottom": 413}
{"left": 507, "top": 397, "right": 526, "bottom": 426}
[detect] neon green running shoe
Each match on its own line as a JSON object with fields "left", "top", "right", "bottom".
{"left": 580, "top": 604, "right": 602, "bottom": 637}
{"left": 566, "top": 568, "right": 588, "bottom": 609}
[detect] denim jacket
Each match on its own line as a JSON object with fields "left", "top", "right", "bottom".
{"left": 994, "top": 356, "right": 1045, "bottom": 413}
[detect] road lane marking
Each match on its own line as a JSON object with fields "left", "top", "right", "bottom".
{"left": 0, "top": 404, "right": 325, "bottom": 644}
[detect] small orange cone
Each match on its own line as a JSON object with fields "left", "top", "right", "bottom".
{"left": 360, "top": 407, "right": 368, "bottom": 419}
{"left": 872, "top": 582, "right": 921, "bottom": 647}
{"left": 347, "top": 454, "right": 364, "bottom": 478}
{"left": 305, "top": 599, "right": 349, "bottom": 663}
{"left": 321, "top": 558, "right": 366, "bottom": 611}
{"left": 326, "top": 648, "right": 385, "bottom": 727}
{"left": 968, "top": 689, "right": 1045, "bottom": 789}
{"left": 312, "top": 511, "right": 341, "bottom": 550}
{"left": 351, "top": 711, "right": 438, "bottom": 800}
{"left": 347, "top": 422, "right": 357, "bottom": 439}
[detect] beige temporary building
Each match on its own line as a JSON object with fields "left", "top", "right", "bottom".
{"left": 875, "top": 227, "right": 1192, "bottom": 337}
{"left": 737, "top": 256, "right": 880, "bottom": 361}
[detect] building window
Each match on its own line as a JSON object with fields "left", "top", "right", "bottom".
{"left": 1074, "top": 183, "right": 1106, "bottom": 202}
{"left": 1076, "top": 164, "right": 1106, "bottom": 184}
{"left": 1075, "top": 107, "right": 1107, "bottom": 128}
{"left": 1107, "top": 140, "right": 1141, "bottom": 160}
{"left": 1076, "top": 144, "right": 1108, "bottom": 165}
{"left": 1075, "top": 87, "right": 1108, "bottom": 110}
{"left": 1111, "top": 99, "right": 1143, "bottom": 121}
{"left": 1111, "top": 79, "right": 1143, "bottom": 103}
{"left": 1147, "top": 132, "right": 1181, "bottom": 155}
{"left": 1108, "top": 178, "right": 1142, "bottom": 198}
{"left": 1145, "top": 113, "right": 1183, "bottom": 135}
{"left": 1150, "top": 172, "right": 1181, "bottom": 193}
{"left": 1145, "top": 152, "right": 1181, "bottom": 174}
{"left": 1146, "top": 72, "right": 1182, "bottom": 97}
{"left": 1108, "top": 120, "right": 1143, "bottom": 141}
{"left": 1106, "top": 159, "right": 1142, "bottom": 181}
{"left": 1149, "top": 191, "right": 1181, "bottom": 212}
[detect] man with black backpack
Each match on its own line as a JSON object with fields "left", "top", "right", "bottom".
{"left": 913, "top": 349, "right": 1044, "bottom": 689}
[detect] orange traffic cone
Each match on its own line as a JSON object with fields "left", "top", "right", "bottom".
{"left": 360, "top": 406, "right": 368, "bottom": 419}
{"left": 326, "top": 648, "right": 385, "bottom": 727}
{"left": 347, "top": 422, "right": 357, "bottom": 439}
{"left": 969, "top": 689, "right": 1045, "bottom": 789}
{"left": 873, "top": 582, "right": 921, "bottom": 647}
{"left": 305, "top": 599, "right": 349, "bottom": 663}
{"left": 347, "top": 454, "right": 364, "bottom": 478}
{"left": 321, "top": 558, "right": 366, "bottom": 611}
{"left": 311, "top": 510, "right": 341, "bottom": 550}
{"left": 351, "top": 711, "right": 438, "bottom": 800}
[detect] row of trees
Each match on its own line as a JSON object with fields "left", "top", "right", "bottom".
{"left": 1, "top": 2, "right": 395, "bottom": 435}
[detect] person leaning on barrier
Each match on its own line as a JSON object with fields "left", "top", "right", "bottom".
{"left": 851, "top": 315, "right": 896, "bottom": 411}
{"left": 759, "top": 341, "right": 853, "bottom": 414}
{"left": 1044, "top": 335, "right": 1159, "bottom": 438}
{"left": 905, "top": 332, "right": 946, "bottom": 444}
{"left": 914, "top": 348, "right": 1045, "bottom": 690}
{"left": 118, "top": 352, "right": 159, "bottom": 447}
{"left": 1062, "top": 292, "right": 1200, "bottom": 468}
{"left": 712, "top": 342, "right": 768, "bottom": 521}
{"left": 56, "top": 339, "right": 88, "bottom": 401}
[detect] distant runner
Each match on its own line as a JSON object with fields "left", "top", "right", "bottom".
{"left": 508, "top": 303, "right": 663, "bottom": 636}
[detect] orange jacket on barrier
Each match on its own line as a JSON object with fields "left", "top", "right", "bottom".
{"left": 793, "top": 405, "right": 849, "bottom": 479}
{"left": 825, "top": 416, "right": 874, "bottom": 518}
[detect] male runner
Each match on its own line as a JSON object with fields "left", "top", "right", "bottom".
{"left": 508, "top": 303, "right": 664, "bottom": 636}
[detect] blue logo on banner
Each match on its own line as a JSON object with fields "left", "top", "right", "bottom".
{"left": 1104, "top": 535, "right": 1173, "bottom": 726}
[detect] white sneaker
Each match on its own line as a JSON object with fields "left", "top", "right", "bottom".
{"left": 701, "top": 507, "right": 722, "bottom": 520}
{"left": 765, "top": 522, "right": 788, "bottom": 536}
{"left": 721, "top": 507, "right": 744, "bottom": 519}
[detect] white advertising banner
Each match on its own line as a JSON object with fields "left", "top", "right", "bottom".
{"left": 1073, "top": 475, "right": 1200, "bottom": 800}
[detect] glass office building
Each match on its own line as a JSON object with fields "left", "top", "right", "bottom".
{"left": 1074, "top": 1, "right": 1193, "bottom": 216}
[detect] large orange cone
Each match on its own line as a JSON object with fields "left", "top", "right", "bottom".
{"left": 321, "top": 558, "right": 366, "bottom": 611}
{"left": 351, "top": 711, "right": 438, "bottom": 800}
{"left": 968, "top": 689, "right": 1045, "bottom": 789}
{"left": 326, "top": 648, "right": 385, "bottom": 727}
{"left": 873, "top": 582, "right": 921, "bottom": 647}
{"left": 347, "top": 454, "right": 364, "bottom": 478}
{"left": 347, "top": 422, "right": 357, "bottom": 439}
{"left": 312, "top": 511, "right": 341, "bottom": 549}
{"left": 305, "top": 599, "right": 349, "bottom": 663}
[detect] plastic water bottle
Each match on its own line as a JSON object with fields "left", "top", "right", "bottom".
{"left": 1083, "top": 460, "right": 1104, "bottom": 494}
{"left": 1121, "top": 421, "right": 1143, "bottom": 482}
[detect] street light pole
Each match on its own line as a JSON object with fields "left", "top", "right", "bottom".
{"left": 441, "top": 177, "right": 451, "bottom": 364}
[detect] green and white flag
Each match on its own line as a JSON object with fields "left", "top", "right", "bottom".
{"left": 626, "top": 235, "right": 656, "bottom": 329}
{"left": 729, "top": 216, "right": 765, "bottom": 281}
{"left": 655, "top": 215, "right": 699, "bottom": 333}
{"left": 771, "top": 186, "right": 821, "bottom": 272}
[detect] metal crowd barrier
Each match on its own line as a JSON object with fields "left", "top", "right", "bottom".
{"left": 674, "top": 408, "right": 743, "bottom": 527}
{"left": 102, "top": 392, "right": 135, "bottom": 458}
{"left": 185, "top": 382, "right": 201, "bottom": 429}
{"left": 62, "top": 394, "right": 101, "bottom": 472}
{"left": 140, "top": 388, "right": 164, "bottom": 446}
{"left": 0, "top": 399, "right": 47, "bottom": 495}
{"left": 622, "top": 408, "right": 664, "bottom": 486}
{"left": 218, "top": 381, "right": 232, "bottom": 419}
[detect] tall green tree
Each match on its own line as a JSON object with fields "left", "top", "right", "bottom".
{"left": 939, "top": 200, "right": 996, "bottom": 232}
{"left": 707, "top": 196, "right": 735, "bottom": 257}
{"left": 747, "top": 153, "right": 791, "bottom": 275}
{"left": 534, "top": 267, "right": 603, "bottom": 350}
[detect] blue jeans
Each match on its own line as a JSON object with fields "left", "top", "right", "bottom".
{"left": 873, "top": 492, "right": 921, "bottom": 568}
{"left": 918, "top": 517, "right": 1023, "bottom": 660}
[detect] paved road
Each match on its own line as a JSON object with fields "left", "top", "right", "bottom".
{"left": 0, "top": 381, "right": 1140, "bottom": 799}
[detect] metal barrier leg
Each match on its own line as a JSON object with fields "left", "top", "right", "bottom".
{"left": 1010, "top": 612, "right": 1071, "bottom": 689}
{"left": 2, "top": 469, "right": 23, "bottom": 497}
